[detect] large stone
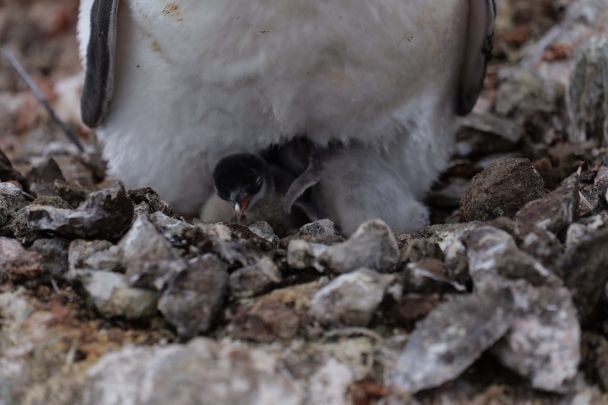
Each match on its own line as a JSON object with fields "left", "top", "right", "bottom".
{"left": 72, "top": 270, "right": 159, "bottom": 320}
{"left": 0, "top": 182, "right": 30, "bottom": 227}
{"left": 22, "top": 184, "right": 134, "bottom": 241}
{"left": 464, "top": 226, "right": 560, "bottom": 288}
{"left": 391, "top": 288, "right": 514, "bottom": 393}
{"left": 461, "top": 158, "right": 545, "bottom": 222}
{"left": 229, "top": 256, "right": 282, "bottom": 298}
{"left": 493, "top": 284, "right": 580, "bottom": 393}
{"left": 568, "top": 35, "right": 608, "bottom": 146}
{"left": 158, "top": 255, "right": 228, "bottom": 338}
{"left": 120, "top": 211, "right": 186, "bottom": 290}
{"left": 81, "top": 339, "right": 302, "bottom": 405}
{"left": 287, "top": 220, "right": 399, "bottom": 274}
{"left": 310, "top": 269, "right": 394, "bottom": 327}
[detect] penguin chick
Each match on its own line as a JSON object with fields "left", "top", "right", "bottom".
{"left": 203, "top": 153, "right": 310, "bottom": 234}
{"left": 284, "top": 145, "right": 429, "bottom": 236}
{"left": 211, "top": 154, "right": 270, "bottom": 221}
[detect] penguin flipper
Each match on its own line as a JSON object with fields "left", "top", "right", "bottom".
{"left": 456, "top": 0, "right": 495, "bottom": 115}
{"left": 283, "top": 159, "right": 322, "bottom": 215}
{"left": 81, "top": 0, "right": 120, "bottom": 128}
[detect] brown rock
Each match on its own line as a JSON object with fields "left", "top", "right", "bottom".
{"left": 0, "top": 237, "right": 42, "bottom": 281}
{"left": 461, "top": 158, "right": 545, "bottom": 222}
{"left": 231, "top": 299, "right": 300, "bottom": 343}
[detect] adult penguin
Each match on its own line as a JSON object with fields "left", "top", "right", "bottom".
{"left": 78, "top": 0, "right": 494, "bottom": 228}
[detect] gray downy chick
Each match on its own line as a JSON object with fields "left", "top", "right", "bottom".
{"left": 283, "top": 143, "right": 429, "bottom": 236}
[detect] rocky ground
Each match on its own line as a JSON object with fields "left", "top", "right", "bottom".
{"left": 1, "top": 0, "right": 608, "bottom": 403}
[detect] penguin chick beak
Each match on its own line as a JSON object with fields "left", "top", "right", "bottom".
{"left": 232, "top": 195, "right": 252, "bottom": 221}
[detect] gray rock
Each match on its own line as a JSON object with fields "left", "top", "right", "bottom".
{"left": 566, "top": 213, "right": 608, "bottom": 248}
{"left": 455, "top": 113, "right": 524, "bottom": 159}
{"left": 230, "top": 256, "right": 282, "bottom": 298}
{"left": 29, "top": 238, "right": 69, "bottom": 277}
{"left": 68, "top": 240, "right": 123, "bottom": 274}
{"left": 186, "top": 223, "right": 262, "bottom": 266}
{"left": 248, "top": 221, "right": 279, "bottom": 247}
{"left": 518, "top": 227, "right": 563, "bottom": 269}
{"left": 391, "top": 287, "right": 514, "bottom": 393}
{"left": 127, "top": 187, "right": 174, "bottom": 216}
{"left": 464, "top": 226, "right": 561, "bottom": 288}
{"left": 515, "top": 173, "right": 579, "bottom": 235}
{"left": 568, "top": 35, "right": 608, "bottom": 146}
{"left": 149, "top": 211, "right": 193, "bottom": 247}
{"left": 158, "top": 255, "right": 228, "bottom": 338}
{"left": 310, "top": 269, "right": 393, "bottom": 327}
{"left": 82, "top": 338, "right": 301, "bottom": 405}
{"left": 23, "top": 183, "right": 134, "bottom": 240}
{"left": 297, "top": 219, "right": 340, "bottom": 243}
{"left": 461, "top": 158, "right": 545, "bottom": 222}
{"left": 559, "top": 227, "right": 608, "bottom": 320}
{"left": 288, "top": 220, "right": 399, "bottom": 274}
{"left": 120, "top": 212, "right": 187, "bottom": 290}
{"left": 0, "top": 182, "right": 30, "bottom": 227}
{"left": 72, "top": 270, "right": 159, "bottom": 320}
{"left": 493, "top": 283, "right": 580, "bottom": 393}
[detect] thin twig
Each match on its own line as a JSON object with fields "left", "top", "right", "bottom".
{"left": 0, "top": 46, "right": 85, "bottom": 153}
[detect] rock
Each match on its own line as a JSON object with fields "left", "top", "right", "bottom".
{"left": 567, "top": 35, "right": 608, "bottom": 146}
{"left": 120, "top": 211, "right": 186, "bottom": 290}
{"left": 25, "top": 157, "right": 65, "bottom": 197}
{"left": 0, "top": 182, "right": 31, "bottom": 227}
{"left": 185, "top": 223, "right": 262, "bottom": 267}
{"left": 559, "top": 228, "right": 608, "bottom": 320}
{"left": 493, "top": 284, "right": 580, "bottom": 393}
{"left": 229, "top": 256, "right": 282, "bottom": 298}
{"left": 515, "top": 173, "right": 579, "bottom": 235}
{"left": 67, "top": 240, "right": 123, "bottom": 274}
{"left": 455, "top": 113, "right": 524, "bottom": 159}
{"left": 389, "top": 294, "right": 444, "bottom": 330}
{"left": 390, "top": 288, "right": 514, "bottom": 393}
{"left": 0, "top": 148, "right": 27, "bottom": 190}
{"left": 82, "top": 338, "right": 301, "bottom": 405}
{"left": 248, "top": 221, "right": 279, "bottom": 247}
{"left": 23, "top": 184, "right": 134, "bottom": 241}
{"left": 288, "top": 220, "right": 399, "bottom": 274}
{"left": 0, "top": 237, "right": 42, "bottom": 281}
{"left": 581, "top": 333, "right": 608, "bottom": 391}
{"left": 565, "top": 213, "right": 608, "bottom": 248}
{"left": 231, "top": 299, "right": 301, "bottom": 342}
{"left": 310, "top": 269, "right": 393, "bottom": 327}
{"left": 399, "top": 237, "right": 445, "bottom": 264}
{"left": 518, "top": 227, "right": 563, "bottom": 269}
{"left": 158, "top": 255, "right": 228, "bottom": 338}
{"left": 149, "top": 211, "right": 192, "bottom": 247}
{"left": 403, "top": 259, "right": 466, "bottom": 294}
{"left": 464, "top": 226, "right": 560, "bottom": 288}
{"left": 72, "top": 270, "right": 159, "bottom": 320}
{"left": 127, "top": 187, "right": 174, "bottom": 216}
{"left": 29, "top": 238, "right": 69, "bottom": 277}
{"left": 461, "top": 158, "right": 545, "bottom": 222}
{"left": 290, "top": 219, "right": 342, "bottom": 244}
